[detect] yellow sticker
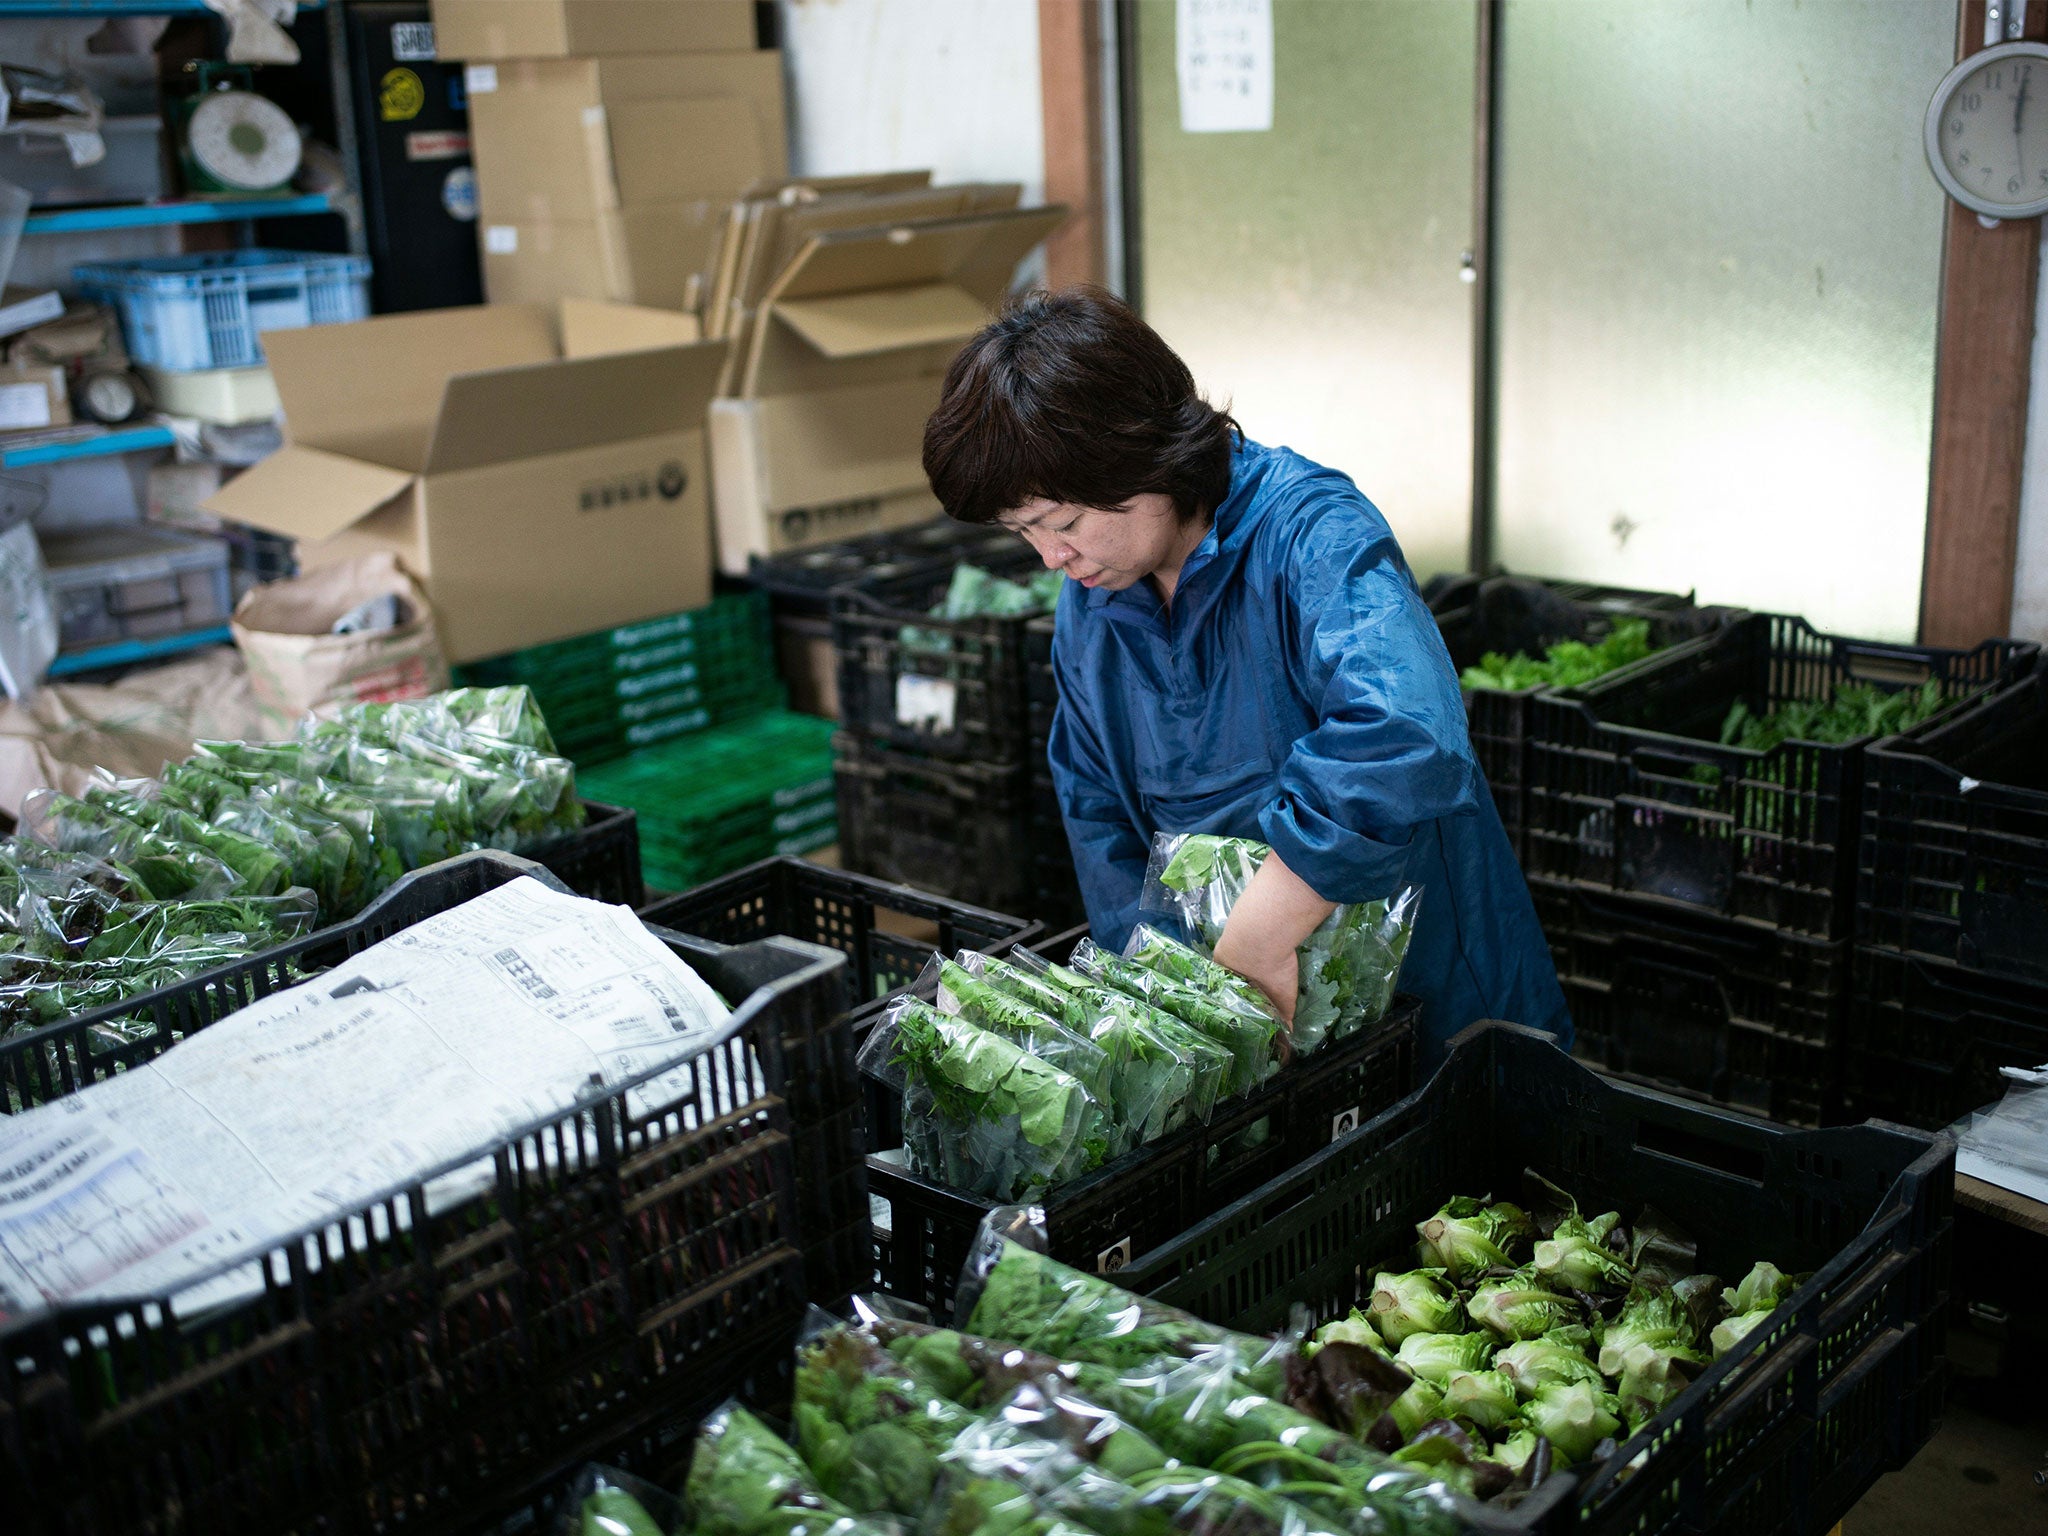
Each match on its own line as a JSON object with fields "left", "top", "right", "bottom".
{"left": 379, "top": 67, "right": 426, "bottom": 123}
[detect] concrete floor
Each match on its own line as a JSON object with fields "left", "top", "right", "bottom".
{"left": 1844, "top": 1366, "right": 2048, "bottom": 1533}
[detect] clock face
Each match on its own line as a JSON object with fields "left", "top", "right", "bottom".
{"left": 1927, "top": 42, "right": 2048, "bottom": 217}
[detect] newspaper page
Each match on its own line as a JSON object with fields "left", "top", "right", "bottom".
{"left": 0, "top": 877, "right": 741, "bottom": 1319}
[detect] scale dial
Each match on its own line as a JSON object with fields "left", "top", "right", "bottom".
{"left": 187, "top": 90, "right": 302, "bottom": 192}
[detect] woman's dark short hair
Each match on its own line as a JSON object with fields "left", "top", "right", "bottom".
{"left": 922, "top": 286, "right": 1240, "bottom": 526}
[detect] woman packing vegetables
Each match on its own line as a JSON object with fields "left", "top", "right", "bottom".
{"left": 921, "top": 288, "right": 1567, "bottom": 1064}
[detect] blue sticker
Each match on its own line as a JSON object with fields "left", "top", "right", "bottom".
{"left": 442, "top": 166, "right": 478, "bottom": 222}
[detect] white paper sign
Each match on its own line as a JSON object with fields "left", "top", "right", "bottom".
{"left": 895, "top": 673, "right": 958, "bottom": 734}
{"left": 0, "top": 382, "right": 50, "bottom": 430}
{"left": 1177, "top": 0, "right": 1274, "bottom": 134}
{"left": 484, "top": 225, "right": 518, "bottom": 255}
{"left": 464, "top": 63, "right": 498, "bottom": 95}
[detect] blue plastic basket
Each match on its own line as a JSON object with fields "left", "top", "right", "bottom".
{"left": 75, "top": 249, "right": 372, "bottom": 371}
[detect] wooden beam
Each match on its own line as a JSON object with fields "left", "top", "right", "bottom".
{"left": 1039, "top": 0, "right": 1107, "bottom": 289}
{"left": 1922, "top": 0, "right": 2046, "bottom": 646}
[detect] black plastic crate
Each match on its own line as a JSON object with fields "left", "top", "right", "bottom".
{"left": 1121, "top": 1021, "right": 1954, "bottom": 1536}
{"left": 833, "top": 733, "right": 1039, "bottom": 915}
{"left": 639, "top": 855, "right": 1038, "bottom": 1029}
{"left": 2, "top": 853, "right": 848, "bottom": 1536}
{"left": 1844, "top": 945, "right": 2048, "bottom": 1130}
{"left": 831, "top": 543, "right": 1048, "bottom": 764}
{"left": 524, "top": 797, "right": 644, "bottom": 906}
{"left": 1028, "top": 768, "right": 1086, "bottom": 929}
{"left": 873, "top": 998, "right": 1420, "bottom": 1314}
{"left": 1434, "top": 576, "right": 1729, "bottom": 859}
{"left": 1531, "top": 875, "right": 1844, "bottom": 1127}
{"left": 1858, "top": 666, "right": 2048, "bottom": 983}
{"left": 752, "top": 518, "right": 1022, "bottom": 616}
{"left": 1525, "top": 612, "right": 2037, "bottom": 939}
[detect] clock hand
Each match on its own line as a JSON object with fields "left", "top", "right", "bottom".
{"left": 2018, "top": 69, "right": 2031, "bottom": 182}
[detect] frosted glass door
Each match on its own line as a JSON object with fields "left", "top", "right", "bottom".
{"left": 1132, "top": 0, "right": 1480, "bottom": 576}
{"left": 1491, "top": 0, "right": 1953, "bottom": 639}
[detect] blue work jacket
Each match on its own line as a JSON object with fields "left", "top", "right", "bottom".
{"left": 1046, "top": 437, "right": 1570, "bottom": 1066}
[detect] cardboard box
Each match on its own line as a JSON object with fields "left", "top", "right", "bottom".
{"left": 482, "top": 205, "right": 722, "bottom": 311}
{"left": 0, "top": 361, "right": 69, "bottom": 432}
{"left": 711, "top": 204, "right": 1064, "bottom": 574}
{"left": 432, "top": 0, "right": 756, "bottom": 59}
{"left": 203, "top": 299, "right": 724, "bottom": 664}
{"left": 466, "top": 53, "right": 786, "bottom": 222}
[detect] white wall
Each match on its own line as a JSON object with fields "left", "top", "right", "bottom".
{"left": 778, "top": 0, "right": 1045, "bottom": 200}
{"left": 2015, "top": 241, "right": 2048, "bottom": 642}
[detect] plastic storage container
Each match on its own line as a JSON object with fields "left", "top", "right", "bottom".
{"left": 522, "top": 797, "right": 644, "bottom": 907}
{"left": 1857, "top": 667, "right": 2048, "bottom": 982}
{"left": 1435, "top": 576, "right": 1729, "bottom": 858}
{"left": 1844, "top": 946, "right": 2048, "bottom": 1130}
{"left": 0, "top": 853, "right": 852, "bottom": 1536}
{"left": 833, "top": 731, "right": 1037, "bottom": 915}
{"left": 751, "top": 516, "right": 1022, "bottom": 616}
{"left": 1524, "top": 612, "right": 2036, "bottom": 939}
{"left": 39, "top": 524, "right": 231, "bottom": 651}
{"left": 1531, "top": 876, "right": 1843, "bottom": 1126}
{"left": 871, "top": 998, "right": 1421, "bottom": 1314}
{"left": 1122, "top": 1021, "right": 1954, "bottom": 1536}
{"left": 832, "top": 542, "right": 1048, "bottom": 764}
{"left": 76, "top": 249, "right": 373, "bottom": 372}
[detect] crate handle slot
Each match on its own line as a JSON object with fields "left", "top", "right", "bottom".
{"left": 1702, "top": 1328, "right": 1812, "bottom": 1439}
{"left": 1630, "top": 1114, "right": 1769, "bottom": 1184}
{"left": 1840, "top": 643, "right": 1935, "bottom": 688}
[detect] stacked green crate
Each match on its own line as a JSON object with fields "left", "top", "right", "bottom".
{"left": 456, "top": 594, "right": 784, "bottom": 764}
{"left": 576, "top": 710, "right": 839, "bottom": 893}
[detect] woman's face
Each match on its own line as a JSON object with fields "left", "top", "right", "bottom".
{"left": 999, "top": 493, "right": 1190, "bottom": 591}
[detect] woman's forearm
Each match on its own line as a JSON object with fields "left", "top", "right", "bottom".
{"left": 1210, "top": 850, "right": 1335, "bottom": 1025}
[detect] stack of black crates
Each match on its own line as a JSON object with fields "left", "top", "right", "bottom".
{"left": 1512, "top": 606, "right": 2035, "bottom": 1126}
{"left": 821, "top": 529, "right": 1083, "bottom": 923}
{"left": 1852, "top": 662, "right": 2048, "bottom": 1129}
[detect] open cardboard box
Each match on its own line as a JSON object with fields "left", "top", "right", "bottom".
{"left": 205, "top": 300, "right": 724, "bottom": 665}
{"left": 482, "top": 204, "right": 721, "bottom": 311}
{"left": 431, "top": 0, "right": 757, "bottom": 59}
{"left": 710, "top": 203, "right": 1065, "bottom": 574}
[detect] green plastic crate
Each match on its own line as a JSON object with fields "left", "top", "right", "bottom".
{"left": 577, "top": 710, "right": 840, "bottom": 893}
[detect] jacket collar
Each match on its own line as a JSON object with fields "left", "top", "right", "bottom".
{"left": 1086, "top": 438, "right": 1270, "bottom": 628}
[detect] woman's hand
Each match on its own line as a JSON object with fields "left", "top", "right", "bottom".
{"left": 1210, "top": 850, "right": 1335, "bottom": 1040}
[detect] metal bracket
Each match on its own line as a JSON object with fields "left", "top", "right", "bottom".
{"left": 1987, "top": 0, "right": 2027, "bottom": 47}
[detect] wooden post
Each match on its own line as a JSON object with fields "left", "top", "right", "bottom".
{"left": 1922, "top": 0, "right": 2047, "bottom": 645}
{"left": 1039, "top": 0, "right": 1108, "bottom": 289}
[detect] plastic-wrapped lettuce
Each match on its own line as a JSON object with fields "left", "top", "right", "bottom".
{"left": 554, "top": 1462, "right": 683, "bottom": 1536}
{"left": 861, "top": 998, "right": 1109, "bottom": 1200}
{"left": 682, "top": 1401, "right": 889, "bottom": 1536}
{"left": 932, "top": 956, "right": 1125, "bottom": 1152}
{"left": 21, "top": 790, "right": 245, "bottom": 902}
{"left": 1009, "top": 947, "right": 1231, "bottom": 1132}
{"left": 442, "top": 684, "right": 559, "bottom": 753}
{"left": 793, "top": 1318, "right": 986, "bottom": 1515}
{"left": 1143, "top": 833, "right": 1421, "bottom": 1054}
{"left": 80, "top": 781, "right": 292, "bottom": 897}
{"left": 1069, "top": 936, "right": 1277, "bottom": 1096}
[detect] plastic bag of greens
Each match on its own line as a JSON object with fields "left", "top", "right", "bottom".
{"left": 859, "top": 998, "right": 1107, "bottom": 1200}
{"left": 21, "top": 790, "right": 245, "bottom": 902}
{"left": 1143, "top": 833, "right": 1421, "bottom": 1054}
{"left": 794, "top": 1313, "right": 989, "bottom": 1515}
{"left": 554, "top": 1462, "right": 684, "bottom": 1536}
{"left": 396, "top": 725, "right": 583, "bottom": 849}
{"left": 207, "top": 792, "right": 355, "bottom": 919}
{"left": 680, "top": 1400, "right": 890, "bottom": 1536}
{"left": 928, "top": 954, "right": 1128, "bottom": 1155}
{"left": 981, "top": 946, "right": 1224, "bottom": 1141}
{"left": 323, "top": 740, "right": 474, "bottom": 866}
{"left": 192, "top": 736, "right": 344, "bottom": 785}
{"left": 956, "top": 1229, "right": 1293, "bottom": 1395}
{"left": 81, "top": 780, "right": 292, "bottom": 897}
{"left": 278, "top": 780, "right": 404, "bottom": 902}
{"left": 441, "top": 683, "right": 560, "bottom": 753}
{"left": 1121, "top": 923, "right": 1278, "bottom": 1022}
{"left": 1068, "top": 936, "right": 1277, "bottom": 1096}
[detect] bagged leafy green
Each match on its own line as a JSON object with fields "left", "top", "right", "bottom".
{"left": 323, "top": 741, "right": 473, "bottom": 867}
{"left": 793, "top": 1319, "right": 986, "bottom": 1515}
{"left": 932, "top": 956, "right": 1125, "bottom": 1150}
{"left": 157, "top": 760, "right": 248, "bottom": 818}
{"left": 861, "top": 999, "right": 1108, "bottom": 1199}
{"left": 962, "top": 949, "right": 1191, "bottom": 1146}
{"left": 82, "top": 782, "right": 292, "bottom": 896}
{"left": 1144, "top": 833, "right": 1420, "bottom": 1053}
{"left": 555, "top": 1462, "right": 683, "bottom": 1536}
{"left": 958, "top": 1235, "right": 1291, "bottom": 1397}
{"left": 683, "top": 1401, "right": 888, "bottom": 1536}
{"left": 1070, "top": 936, "right": 1277, "bottom": 1095}
{"left": 192, "top": 737, "right": 344, "bottom": 785}
{"left": 1010, "top": 947, "right": 1230, "bottom": 1131}
{"left": 391, "top": 725, "right": 582, "bottom": 849}
{"left": 208, "top": 791, "right": 360, "bottom": 918}
{"left": 22, "top": 790, "right": 246, "bottom": 901}
{"left": 441, "top": 683, "right": 559, "bottom": 752}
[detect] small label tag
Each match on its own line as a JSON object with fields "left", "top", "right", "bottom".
{"left": 895, "top": 673, "right": 957, "bottom": 733}
{"left": 0, "top": 382, "right": 51, "bottom": 430}
{"left": 406, "top": 130, "right": 469, "bottom": 162}
{"left": 465, "top": 63, "right": 498, "bottom": 94}
{"left": 484, "top": 225, "right": 518, "bottom": 255}
{"left": 391, "top": 21, "right": 436, "bottom": 61}
{"left": 1097, "top": 1238, "right": 1134, "bottom": 1273}
{"left": 1329, "top": 1106, "right": 1361, "bottom": 1141}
